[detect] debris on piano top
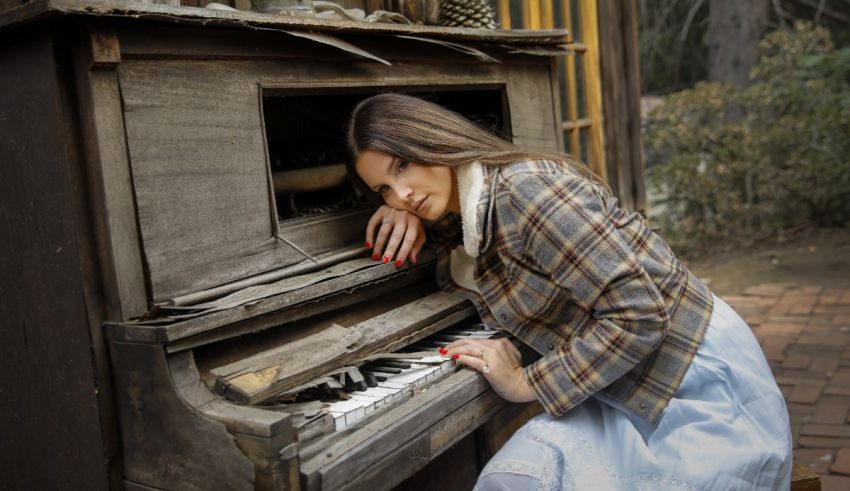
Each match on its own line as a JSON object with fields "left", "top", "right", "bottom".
{"left": 1, "top": 0, "right": 569, "bottom": 47}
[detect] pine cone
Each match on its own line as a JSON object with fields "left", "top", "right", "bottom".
{"left": 439, "top": 0, "right": 497, "bottom": 29}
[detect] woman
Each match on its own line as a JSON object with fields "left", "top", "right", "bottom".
{"left": 347, "top": 93, "right": 791, "bottom": 490}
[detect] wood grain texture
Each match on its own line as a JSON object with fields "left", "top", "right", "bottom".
{"left": 0, "top": 0, "right": 568, "bottom": 44}
{"left": 211, "top": 291, "right": 472, "bottom": 403}
{"left": 578, "top": 0, "right": 606, "bottom": 181}
{"left": 119, "top": 59, "right": 277, "bottom": 301}
{"left": 506, "top": 63, "right": 560, "bottom": 152}
{"left": 791, "top": 462, "right": 821, "bottom": 491}
{"left": 73, "top": 22, "right": 148, "bottom": 319}
{"left": 0, "top": 25, "right": 110, "bottom": 491}
{"left": 118, "top": 54, "right": 554, "bottom": 302}
{"left": 109, "top": 341, "right": 256, "bottom": 490}
{"left": 106, "top": 252, "right": 436, "bottom": 351}
{"left": 596, "top": 0, "right": 645, "bottom": 213}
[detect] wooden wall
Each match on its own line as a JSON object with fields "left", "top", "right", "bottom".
{"left": 597, "top": 0, "right": 646, "bottom": 213}
{"left": 0, "top": 24, "right": 114, "bottom": 491}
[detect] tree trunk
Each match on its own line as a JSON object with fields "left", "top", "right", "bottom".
{"left": 707, "top": 0, "right": 769, "bottom": 87}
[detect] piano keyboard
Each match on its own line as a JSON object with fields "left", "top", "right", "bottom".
{"left": 293, "top": 323, "right": 497, "bottom": 434}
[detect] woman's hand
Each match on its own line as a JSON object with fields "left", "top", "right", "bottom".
{"left": 366, "top": 205, "right": 426, "bottom": 266}
{"left": 442, "top": 337, "right": 537, "bottom": 403}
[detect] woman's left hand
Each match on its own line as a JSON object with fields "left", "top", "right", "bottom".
{"left": 442, "top": 337, "right": 536, "bottom": 403}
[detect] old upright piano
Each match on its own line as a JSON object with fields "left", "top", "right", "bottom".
{"left": 0, "top": 2, "right": 567, "bottom": 489}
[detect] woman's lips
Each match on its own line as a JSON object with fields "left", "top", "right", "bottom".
{"left": 414, "top": 196, "right": 429, "bottom": 213}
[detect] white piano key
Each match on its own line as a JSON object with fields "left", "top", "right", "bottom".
{"left": 389, "top": 366, "right": 434, "bottom": 385}
{"left": 377, "top": 382, "right": 406, "bottom": 401}
{"left": 353, "top": 386, "right": 396, "bottom": 405}
{"left": 330, "top": 413, "right": 346, "bottom": 431}
{"left": 347, "top": 394, "right": 376, "bottom": 415}
{"left": 325, "top": 399, "right": 369, "bottom": 428}
{"left": 309, "top": 324, "right": 513, "bottom": 434}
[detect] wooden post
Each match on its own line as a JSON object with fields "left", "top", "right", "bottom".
{"left": 562, "top": 0, "right": 580, "bottom": 158}
{"left": 497, "top": 0, "right": 511, "bottom": 28}
{"left": 596, "top": 0, "right": 646, "bottom": 212}
{"left": 579, "top": 0, "right": 606, "bottom": 182}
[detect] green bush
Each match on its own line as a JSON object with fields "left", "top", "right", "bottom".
{"left": 645, "top": 21, "right": 850, "bottom": 256}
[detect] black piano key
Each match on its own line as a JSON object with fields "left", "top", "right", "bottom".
{"left": 411, "top": 341, "right": 447, "bottom": 350}
{"left": 376, "top": 361, "right": 412, "bottom": 369}
{"left": 374, "top": 375, "right": 388, "bottom": 382}
{"left": 364, "top": 372, "right": 378, "bottom": 388}
{"left": 363, "top": 366, "right": 402, "bottom": 374}
{"left": 344, "top": 370, "right": 367, "bottom": 392}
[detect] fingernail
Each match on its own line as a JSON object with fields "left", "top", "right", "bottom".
{"left": 439, "top": 347, "right": 447, "bottom": 354}
{"left": 382, "top": 256, "right": 389, "bottom": 264}
{"left": 365, "top": 241, "right": 371, "bottom": 249}
{"left": 452, "top": 354, "right": 460, "bottom": 360}
{"left": 372, "top": 254, "right": 379, "bottom": 261}
{"left": 412, "top": 256, "right": 417, "bottom": 264}
{"left": 395, "top": 259, "right": 402, "bottom": 267}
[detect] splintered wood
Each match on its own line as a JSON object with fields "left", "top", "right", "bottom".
{"left": 210, "top": 291, "right": 471, "bottom": 404}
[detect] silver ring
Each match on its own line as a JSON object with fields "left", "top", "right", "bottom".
{"left": 381, "top": 217, "right": 392, "bottom": 225}
{"left": 482, "top": 364, "right": 491, "bottom": 374}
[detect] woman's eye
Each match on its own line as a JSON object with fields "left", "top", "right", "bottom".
{"left": 397, "top": 160, "right": 410, "bottom": 172}
{"left": 378, "top": 185, "right": 390, "bottom": 195}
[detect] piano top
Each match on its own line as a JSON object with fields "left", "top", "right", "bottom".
{"left": 0, "top": 0, "right": 568, "bottom": 46}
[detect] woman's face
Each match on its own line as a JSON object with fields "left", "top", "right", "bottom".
{"left": 355, "top": 149, "right": 456, "bottom": 220}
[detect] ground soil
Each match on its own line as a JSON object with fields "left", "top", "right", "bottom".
{"left": 685, "top": 227, "right": 850, "bottom": 295}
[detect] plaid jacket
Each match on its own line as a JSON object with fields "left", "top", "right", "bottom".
{"left": 428, "top": 160, "right": 714, "bottom": 423}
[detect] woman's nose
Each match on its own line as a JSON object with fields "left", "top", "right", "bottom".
{"left": 393, "top": 184, "right": 413, "bottom": 203}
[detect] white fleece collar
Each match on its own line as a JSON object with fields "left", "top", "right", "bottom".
{"left": 455, "top": 162, "right": 486, "bottom": 258}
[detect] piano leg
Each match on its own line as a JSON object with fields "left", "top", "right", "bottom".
{"left": 109, "top": 341, "right": 301, "bottom": 490}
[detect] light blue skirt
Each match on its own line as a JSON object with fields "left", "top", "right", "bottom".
{"left": 475, "top": 296, "right": 792, "bottom": 490}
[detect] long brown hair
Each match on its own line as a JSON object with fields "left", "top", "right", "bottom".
{"left": 346, "top": 93, "right": 605, "bottom": 203}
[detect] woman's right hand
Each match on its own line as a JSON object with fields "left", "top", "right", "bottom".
{"left": 366, "top": 205, "right": 426, "bottom": 267}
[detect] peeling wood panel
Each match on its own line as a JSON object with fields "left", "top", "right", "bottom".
{"left": 210, "top": 291, "right": 471, "bottom": 404}
{"left": 120, "top": 60, "right": 276, "bottom": 301}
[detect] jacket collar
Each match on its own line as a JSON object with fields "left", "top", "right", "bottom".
{"left": 454, "top": 162, "right": 498, "bottom": 258}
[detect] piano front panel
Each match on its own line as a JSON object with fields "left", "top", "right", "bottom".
{"left": 117, "top": 50, "right": 558, "bottom": 304}
{"left": 104, "top": 22, "right": 564, "bottom": 491}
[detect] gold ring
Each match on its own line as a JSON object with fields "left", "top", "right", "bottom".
{"left": 477, "top": 350, "right": 484, "bottom": 359}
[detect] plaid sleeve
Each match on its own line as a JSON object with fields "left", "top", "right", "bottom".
{"left": 499, "top": 171, "right": 670, "bottom": 418}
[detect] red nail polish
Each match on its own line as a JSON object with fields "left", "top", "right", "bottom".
{"left": 452, "top": 354, "right": 460, "bottom": 360}
{"left": 382, "top": 256, "right": 389, "bottom": 264}
{"left": 373, "top": 254, "right": 379, "bottom": 261}
{"left": 395, "top": 259, "right": 402, "bottom": 267}
{"left": 365, "top": 241, "right": 371, "bottom": 249}
{"left": 439, "top": 347, "right": 447, "bottom": 354}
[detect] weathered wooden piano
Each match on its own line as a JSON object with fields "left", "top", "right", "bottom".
{"left": 0, "top": 2, "right": 568, "bottom": 489}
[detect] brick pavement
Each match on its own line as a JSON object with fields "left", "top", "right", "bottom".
{"left": 721, "top": 284, "right": 850, "bottom": 490}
